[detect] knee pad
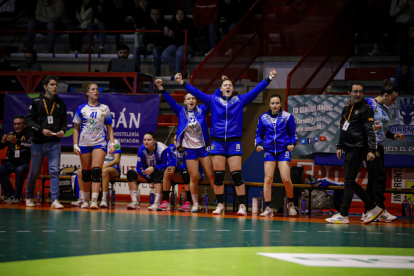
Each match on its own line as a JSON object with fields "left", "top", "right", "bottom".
{"left": 231, "top": 170, "right": 244, "bottom": 186}
{"left": 127, "top": 169, "right": 138, "bottom": 181}
{"left": 214, "top": 171, "right": 225, "bottom": 186}
{"left": 91, "top": 167, "right": 102, "bottom": 182}
{"left": 153, "top": 169, "right": 164, "bottom": 183}
{"left": 182, "top": 169, "right": 190, "bottom": 184}
{"left": 82, "top": 170, "right": 91, "bottom": 182}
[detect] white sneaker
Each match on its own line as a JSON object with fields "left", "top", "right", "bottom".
{"left": 204, "top": 49, "right": 213, "bottom": 56}
{"left": 191, "top": 203, "right": 201, "bottom": 213}
{"left": 127, "top": 201, "right": 140, "bottom": 209}
{"left": 81, "top": 200, "right": 90, "bottom": 209}
{"left": 90, "top": 199, "right": 98, "bottom": 209}
{"left": 51, "top": 199, "right": 64, "bottom": 209}
{"left": 26, "top": 198, "right": 35, "bottom": 207}
{"left": 212, "top": 203, "right": 225, "bottom": 215}
{"left": 71, "top": 199, "right": 83, "bottom": 207}
{"left": 237, "top": 204, "right": 247, "bottom": 216}
{"left": 260, "top": 206, "right": 274, "bottom": 217}
{"left": 326, "top": 213, "right": 349, "bottom": 224}
{"left": 288, "top": 202, "right": 297, "bottom": 216}
{"left": 376, "top": 209, "right": 397, "bottom": 223}
{"left": 148, "top": 201, "right": 161, "bottom": 210}
{"left": 361, "top": 212, "right": 367, "bottom": 221}
{"left": 99, "top": 199, "right": 108, "bottom": 208}
{"left": 364, "top": 206, "right": 383, "bottom": 224}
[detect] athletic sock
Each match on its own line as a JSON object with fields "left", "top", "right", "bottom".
{"left": 83, "top": 192, "right": 90, "bottom": 201}
{"left": 130, "top": 190, "right": 137, "bottom": 202}
{"left": 192, "top": 194, "right": 198, "bottom": 205}
{"left": 217, "top": 194, "right": 224, "bottom": 204}
{"left": 265, "top": 201, "right": 271, "bottom": 207}
{"left": 79, "top": 191, "right": 84, "bottom": 200}
{"left": 237, "top": 195, "right": 245, "bottom": 205}
{"left": 163, "top": 191, "right": 170, "bottom": 202}
{"left": 186, "top": 191, "right": 191, "bottom": 203}
{"left": 155, "top": 193, "right": 162, "bottom": 203}
{"left": 91, "top": 192, "right": 99, "bottom": 200}
{"left": 102, "top": 192, "right": 107, "bottom": 200}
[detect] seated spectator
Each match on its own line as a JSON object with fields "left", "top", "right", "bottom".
{"left": 0, "top": 115, "right": 33, "bottom": 204}
{"left": 69, "top": 0, "right": 93, "bottom": 54}
{"left": 115, "top": 0, "right": 136, "bottom": 29}
{"left": 107, "top": 44, "right": 134, "bottom": 92}
{"left": 133, "top": 7, "right": 170, "bottom": 76}
{"left": 133, "top": 0, "right": 151, "bottom": 48}
{"left": 161, "top": 7, "right": 196, "bottom": 76}
{"left": 86, "top": 0, "right": 117, "bottom": 54}
{"left": 192, "top": 0, "right": 220, "bottom": 56}
{"left": 218, "top": 0, "right": 240, "bottom": 37}
{"left": 395, "top": 23, "right": 414, "bottom": 95}
{"left": 17, "top": 50, "right": 42, "bottom": 71}
{"left": 387, "top": 0, "right": 414, "bottom": 55}
{"left": 24, "top": 0, "right": 68, "bottom": 53}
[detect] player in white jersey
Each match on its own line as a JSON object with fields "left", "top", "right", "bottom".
{"left": 72, "top": 138, "right": 121, "bottom": 208}
{"left": 72, "top": 83, "right": 115, "bottom": 209}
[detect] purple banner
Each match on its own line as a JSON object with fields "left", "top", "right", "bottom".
{"left": 3, "top": 92, "right": 160, "bottom": 148}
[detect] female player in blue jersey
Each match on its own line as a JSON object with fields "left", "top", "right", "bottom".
{"left": 154, "top": 79, "right": 215, "bottom": 212}
{"left": 175, "top": 68, "right": 277, "bottom": 216}
{"left": 126, "top": 132, "right": 170, "bottom": 210}
{"left": 255, "top": 94, "right": 297, "bottom": 217}
{"left": 73, "top": 83, "right": 115, "bottom": 209}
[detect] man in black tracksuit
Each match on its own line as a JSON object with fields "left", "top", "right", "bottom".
{"left": 25, "top": 75, "right": 68, "bottom": 208}
{"left": 0, "top": 115, "right": 33, "bottom": 203}
{"left": 327, "top": 83, "right": 383, "bottom": 224}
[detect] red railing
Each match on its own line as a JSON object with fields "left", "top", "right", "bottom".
{"left": 286, "top": 0, "right": 353, "bottom": 109}
{"left": 0, "top": 29, "right": 188, "bottom": 75}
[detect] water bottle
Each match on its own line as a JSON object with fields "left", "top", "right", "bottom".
{"left": 259, "top": 191, "right": 264, "bottom": 213}
{"left": 107, "top": 189, "right": 112, "bottom": 208}
{"left": 204, "top": 188, "right": 209, "bottom": 212}
{"left": 283, "top": 195, "right": 289, "bottom": 217}
{"left": 171, "top": 187, "right": 176, "bottom": 210}
{"left": 111, "top": 187, "right": 115, "bottom": 208}
{"left": 180, "top": 187, "right": 185, "bottom": 206}
{"left": 137, "top": 188, "right": 141, "bottom": 207}
{"left": 312, "top": 210, "right": 323, "bottom": 217}
{"left": 149, "top": 187, "right": 155, "bottom": 206}
{"left": 299, "top": 191, "right": 306, "bottom": 217}
{"left": 406, "top": 197, "right": 412, "bottom": 223}
{"left": 36, "top": 190, "right": 41, "bottom": 205}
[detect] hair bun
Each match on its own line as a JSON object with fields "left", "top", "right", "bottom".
{"left": 221, "top": 75, "right": 229, "bottom": 81}
{"left": 383, "top": 79, "right": 391, "bottom": 87}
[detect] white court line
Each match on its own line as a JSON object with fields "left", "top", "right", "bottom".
{"left": 0, "top": 231, "right": 6, "bottom": 233}
{"left": 318, "top": 231, "right": 332, "bottom": 233}
{"left": 117, "top": 230, "right": 131, "bottom": 232}
{"left": 370, "top": 232, "right": 384, "bottom": 234}
{"left": 216, "top": 230, "right": 230, "bottom": 231}
{"left": 141, "top": 229, "right": 155, "bottom": 231}
{"left": 42, "top": 230, "right": 56, "bottom": 232}
{"left": 241, "top": 230, "right": 255, "bottom": 232}
{"left": 343, "top": 232, "right": 358, "bottom": 233}
{"left": 267, "top": 230, "right": 280, "bottom": 232}
{"left": 192, "top": 230, "right": 206, "bottom": 231}
{"left": 292, "top": 231, "right": 306, "bottom": 233}
{"left": 166, "top": 229, "right": 180, "bottom": 231}
{"left": 16, "top": 231, "right": 31, "bottom": 232}
{"left": 67, "top": 230, "right": 81, "bottom": 232}
{"left": 92, "top": 230, "right": 106, "bottom": 232}
{"left": 396, "top": 233, "right": 410, "bottom": 235}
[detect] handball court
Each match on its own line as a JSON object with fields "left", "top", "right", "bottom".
{"left": 0, "top": 202, "right": 413, "bottom": 275}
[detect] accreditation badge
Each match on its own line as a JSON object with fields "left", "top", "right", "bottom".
{"left": 15, "top": 150, "right": 20, "bottom": 158}
{"left": 342, "top": 121, "right": 349, "bottom": 131}
{"left": 47, "top": 116, "right": 54, "bottom": 124}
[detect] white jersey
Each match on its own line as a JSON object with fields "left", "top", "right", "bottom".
{"left": 182, "top": 111, "right": 205, "bottom": 148}
{"left": 73, "top": 103, "right": 112, "bottom": 147}
{"left": 104, "top": 139, "right": 121, "bottom": 165}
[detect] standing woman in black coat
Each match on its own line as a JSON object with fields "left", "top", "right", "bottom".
{"left": 161, "top": 7, "right": 196, "bottom": 75}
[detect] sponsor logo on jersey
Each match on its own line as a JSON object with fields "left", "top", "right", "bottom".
{"left": 368, "top": 117, "right": 374, "bottom": 121}
{"left": 115, "top": 144, "right": 120, "bottom": 150}
{"left": 236, "top": 143, "right": 241, "bottom": 151}
{"left": 355, "top": 110, "right": 359, "bottom": 114}
{"left": 285, "top": 151, "right": 290, "bottom": 158}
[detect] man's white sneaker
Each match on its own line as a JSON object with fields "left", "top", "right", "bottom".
{"left": 26, "top": 198, "right": 35, "bottom": 207}
{"left": 364, "top": 206, "right": 383, "bottom": 224}
{"left": 326, "top": 213, "right": 349, "bottom": 224}
{"left": 90, "top": 199, "right": 99, "bottom": 209}
{"left": 99, "top": 199, "right": 108, "bottom": 208}
{"left": 361, "top": 213, "right": 367, "bottom": 221}
{"left": 51, "top": 200, "right": 64, "bottom": 209}
{"left": 148, "top": 202, "right": 161, "bottom": 210}
{"left": 127, "top": 201, "right": 140, "bottom": 209}
{"left": 260, "top": 206, "right": 274, "bottom": 217}
{"left": 237, "top": 204, "right": 247, "bottom": 216}
{"left": 191, "top": 203, "right": 201, "bottom": 212}
{"left": 212, "top": 203, "right": 225, "bottom": 215}
{"left": 376, "top": 209, "right": 397, "bottom": 223}
{"left": 71, "top": 199, "right": 83, "bottom": 207}
{"left": 288, "top": 202, "right": 297, "bottom": 216}
{"left": 81, "top": 200, "right": 90, "bottom": 209}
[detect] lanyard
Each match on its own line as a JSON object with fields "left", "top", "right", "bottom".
{"left": 345, "top": 102, "right": 354, "bottom": 122}
{"left": 43, "top": 99, "right": 56, "bottom": 116}
{"left": 15, "top": 135, "right": 24, "bottom": 150}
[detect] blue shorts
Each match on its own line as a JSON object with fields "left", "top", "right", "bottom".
{"left": 264, "top": 150, "right": 291, "bottom": 162}
{"left": 112, "top": 164, "right": 121, "bottom": 177}
{"left": 185, "top": 147, "right": 210, "bottom": 160}
{"left": 210, "top": 141, "right": 242, "bottom": 157}
{"left": 80, "top": 144, "right": 107, "bottom": 154}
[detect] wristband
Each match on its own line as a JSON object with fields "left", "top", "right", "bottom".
{"left": 268, "top": 75, "right": 273, "bottom": 80}
{"left": 110, "top": 143, "right": 116, "bottom": 146}
{"left": 74, "top": 144, "right": 81, "bottom": 153}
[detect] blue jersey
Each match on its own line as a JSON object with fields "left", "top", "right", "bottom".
{"left": 136, "top": 142, "right": 169, "bottom": 180}
{"left": 255, "top": 110, "right": 297, "bottom": 154}
{"left": 167, "top": 144, "right": 203, "bottom": 174}
{"left": 366, "top": 97, "right": 392, "bottom": 146}
{"left": 182, "top": 78, "right": 271, "bottom": 141}
{"left": 73, "top": 103, "right": 112, "bottom": 147}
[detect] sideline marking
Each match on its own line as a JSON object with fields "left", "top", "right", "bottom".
{"left": 396, "top": 233, "right": 410, "bottom": 235}
{"left": 166, "top": 229, "right": 180, "bottom": 231}
{"left": 17, "top": 231, "right": 31, "bottom": 232}
{"left": 92, "top": 230, "right": 106, "bottom": 232}
{"left": 117, "top": 230, "right": 131, "bottom": 232}
{"left": 216, "top": 230, "right": 230, "bottom": 232}
{"left": 318, "top": 231, "right": 332, "bottom": 233}
{"left": 67, "top": 230, "right": 81, "bottom": 232}
{"left": 267, "top": 230, "right": 280, "bottom": 232}
{"left": 42, "top": 230, "right": 56, "bottom": 232}
{"left": 141, "top": 229, "right": 155, "bottom": 231}
{"left": 0, "top": 231, "right": 6, "bottom": 233}
{"left": 292, "top": 231, "right": 306, "bottom": 233}
{"left": 343, "top": 232, "right": 357, "bottom": 233}
{"left": 242, "top": 230, "right": 255, "bottom": 232}
{"left": 192, "top": 230, "right": 206, "bottom": 231}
